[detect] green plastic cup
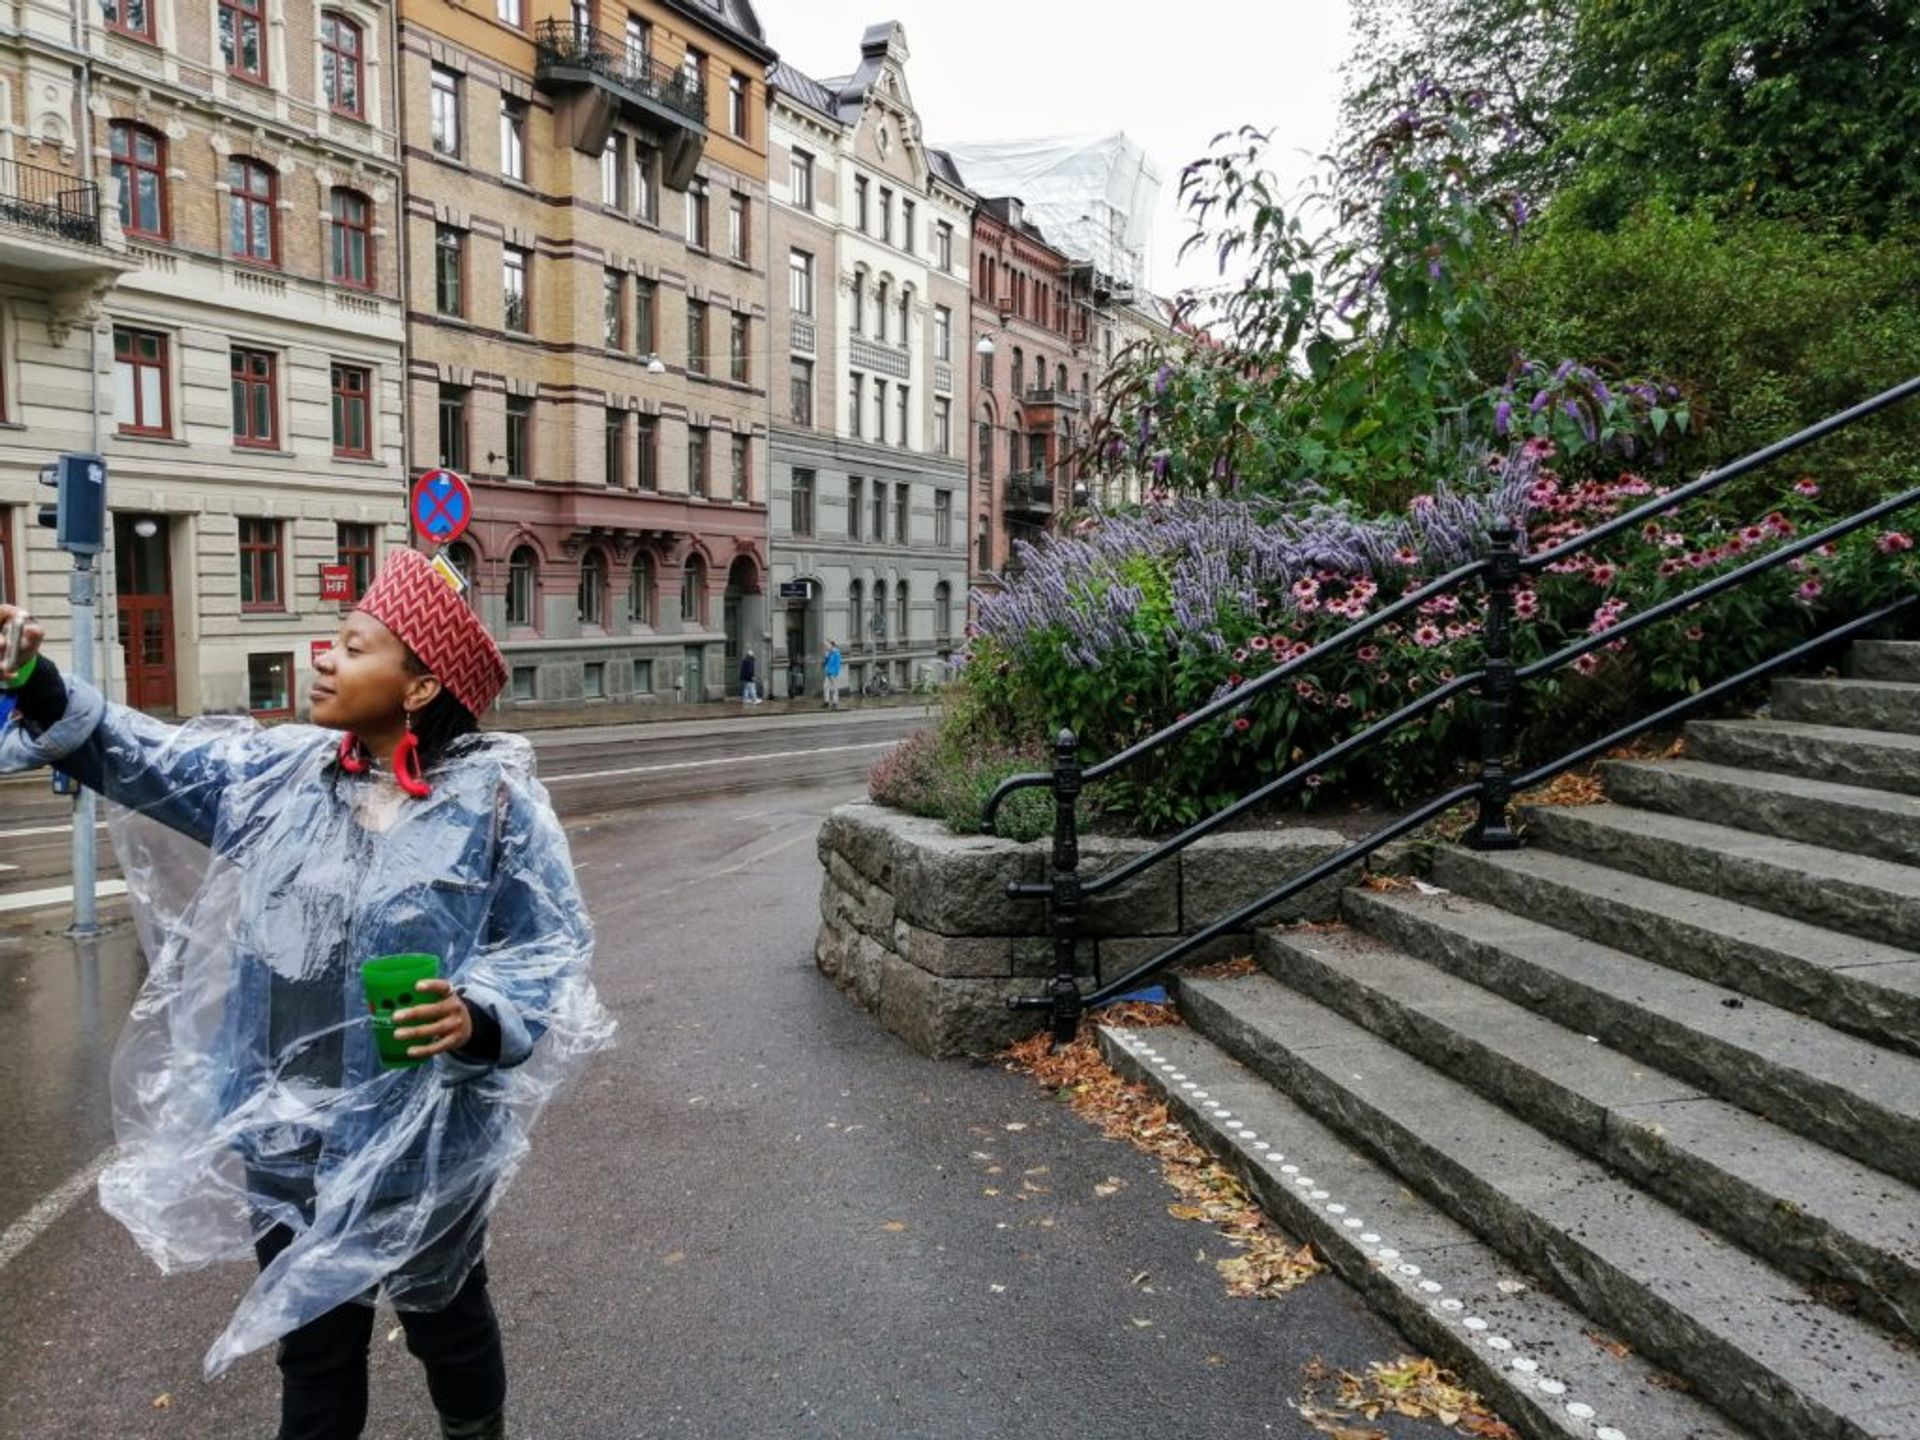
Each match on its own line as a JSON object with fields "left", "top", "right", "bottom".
{"left": 361, "top": 953, "right": 440, "bottom": 1068}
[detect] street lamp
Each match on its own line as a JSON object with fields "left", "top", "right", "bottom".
{"left": 974, "top": 335, "right": 995, "bottom": 356}
{"left": 646, "top": 353, "right": 667, "bottom": 374}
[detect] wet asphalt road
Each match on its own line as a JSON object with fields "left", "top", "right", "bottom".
{"left": 0, "top": 776, "right": 1447, "bottom": 1440}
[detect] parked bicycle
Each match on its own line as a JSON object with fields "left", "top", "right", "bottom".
{"left": 861, "top": 669, "right": 893, "bottom": 698}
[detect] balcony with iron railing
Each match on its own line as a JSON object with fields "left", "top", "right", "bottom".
{"left": 0, "top": 160, "right": 101, "bottom": 248}
{"left": 0, "top": 160, "right": 133, "bottom": 306}
{"left": 1003, "top": 469, "right": 1055, "bottom": 518}
{"left": 533, "top": 21, "right": 707, "bottom": 179}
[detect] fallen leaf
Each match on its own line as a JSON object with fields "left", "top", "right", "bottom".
{"left": 1129, "top": 1316, "right": 1154, "bottom": 1328}
{"left": 880, "top": 1221, "right": 907, "bottom": 1232}
{"left": 150, "top": 1394, "right": 172, "bottom": 1411}
{"left": 1004, "top": 1122, "right": 1028, "bottom": 1132}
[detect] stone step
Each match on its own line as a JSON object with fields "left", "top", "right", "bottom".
{"left": 1262, "top": 907, "right": 1920, "bottom": 1338}
{"left": 1601, "top": 758, "right": 1920, "bottom": 868}
{"left": 1849, "top": 640, "right": 1920, "bottom": 685}
{"left": 1772, "top": 677, "right": 1920, "bottom": 737}
{"left": 1099, "top": 1021, "right": 1750, "bottom": 1440}
{"left": 1521, "top": 802, "right": 1920, "bottom": 952}
{"left": 1176, "top": 972, "right": 1920, "bottom": 1440}
{"left": 1430, "top": 844, "right": 1920, "bottom": 1057}
{"left": 1687, "top": 718, "right": 1920, "bottom": 798}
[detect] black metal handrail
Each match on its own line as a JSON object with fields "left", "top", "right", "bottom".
{"left": 985, "top": 374, "right": 1920, "bottom": 1044}
{"left": 0, "top": 158, "right": 102, "bottom": 247}
{"left": 532, "top": 21, "right": 707, "bottom": 126}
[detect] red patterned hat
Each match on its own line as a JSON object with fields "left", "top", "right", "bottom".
{"left": 356, "top": 547, "right": 508, "bottom": 715}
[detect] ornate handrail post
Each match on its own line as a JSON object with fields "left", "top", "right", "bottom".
{"left": 1044, "top": 727, "right": 1085, "bottom": 1046}
{"left": 1469, "top": 519, "right": 1523, "bottom": 850}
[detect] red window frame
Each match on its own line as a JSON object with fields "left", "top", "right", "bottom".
{"left": 329, "top": 188, "right": 373, "bottom": 289}
{"left": 231, "top": 346, "right": 278, "bottom": 449}
{"left": 114, "top": 326, "right": 171, "bottom": 437}
{"left": 228, "top": 158, "right": 277, "bottom": 264}
{"left": 220, "top": 0, "right": 268, "bottom": 84}
{"left": 336, "top": 522, "right": 376, "bottom": 601}
{"left": 321, "top": 12, "right": 364, "bottom": 118}
{"left": 330, "top": 363, "right": 372, "bottom": 459}
{"left": 109, "top": 121, "right": 168, "bottom": 240}
{"left": 239, "top": 517, "right": 284, "bottom": 612}
{"left": 102, "top": 0, "right": 156, "bottom": 42}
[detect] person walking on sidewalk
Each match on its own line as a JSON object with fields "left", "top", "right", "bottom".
{"left": 0, "top": 550, "right": 613, "bottom": 1440}
{"left": 822, "top": 640, "right": 843, "bottom": 710}
{"left": 739, "top": 650, "right": 760, "bottom": 705}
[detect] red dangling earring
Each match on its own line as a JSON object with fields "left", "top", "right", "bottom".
{"left": 391, "top": 709, "right": 431, "bottom": 799}
{"left": 337, "top": 732, "right": 369, "bottom": 774}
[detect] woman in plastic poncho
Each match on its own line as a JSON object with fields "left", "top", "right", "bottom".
{"left": 0, "top": 549, "right": 613, "bottom": 1440}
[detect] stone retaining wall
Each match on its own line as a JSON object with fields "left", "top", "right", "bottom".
{"left": 815, "top": 802, "right": 1357, "bottom": 1057}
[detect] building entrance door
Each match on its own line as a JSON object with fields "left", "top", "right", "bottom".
{"left": 682, "top": 645, "right": 705, "bottom": 703}
{"left": 114, "top": 514, "right": 176, "bottom": 714}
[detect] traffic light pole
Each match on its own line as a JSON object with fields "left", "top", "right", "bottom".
{"left": 69, "top": 552, "right": 98, "bottom": 938}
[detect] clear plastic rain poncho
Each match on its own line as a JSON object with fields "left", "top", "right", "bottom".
{"left": 0, "top": 676, "right": 614, "bottom": 1377}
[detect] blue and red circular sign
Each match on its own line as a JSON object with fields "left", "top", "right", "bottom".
{"left": 411, "top": 468, "right": 472, "bottom": 545}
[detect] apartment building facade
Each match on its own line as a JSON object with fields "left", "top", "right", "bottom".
{"left": 0, "top": 0, "right": 409, "bottom": 717}
{"left": 397, "top": 0, "right": 773, "bottom": 707}
{"left": 764, "top": 23, "right": 970, "bottom": 700}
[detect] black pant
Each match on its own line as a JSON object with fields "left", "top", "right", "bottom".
{"left": 254, "top": 1223, "right": 506, "bottom": 1440}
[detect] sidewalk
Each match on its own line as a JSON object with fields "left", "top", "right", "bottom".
{"left": 483, "top": 688, "right": 935, "bottom": 731}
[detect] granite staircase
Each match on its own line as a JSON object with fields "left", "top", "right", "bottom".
{"left": 1101, "top": 640, "right": 1920, "bottom": 1440}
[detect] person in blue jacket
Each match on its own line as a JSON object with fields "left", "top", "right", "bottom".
{"left": 0, "top": 549, "right": 611, "bottom": 1440}
{"left": 822, "top": 638, "right": 843, "bottom": 709}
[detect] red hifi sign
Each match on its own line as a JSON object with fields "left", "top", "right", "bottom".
{"left": 320, "top": 564, "right": 353, "bottom": 602}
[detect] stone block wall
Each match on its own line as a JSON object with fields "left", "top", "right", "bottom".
{"left": 815, "top": 802, "right": 1356, "bottom": 1057}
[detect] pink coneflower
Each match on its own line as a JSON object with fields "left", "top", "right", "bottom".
{"left": 1232, "top": 648, "right": 1248, "bottom": 664}
{"left": 1589, "top": 563, "right": 1619, "bottom": 586}
{"left": 1573, "top": 654, "right": 1601, "bottom": 676}
{"left": 1685, "top": 627, "right": 1705, "bottom": 642}
{"left": 1739, "top": 525, "right": 1766, "bottom": 546}
{"left": 1334, "top": 693, "right": 1353, "bottom": 709}
{"left": 1797, "top": 577, "right": 1824, "bottom": 601}
{"left": 1880, "top": 532, "right": 1915, "bottom": 554}
{"left": 1794, "top": 477, "right": 1821, "bottom": 497}
{"left": 1295, "top": 680, "right": 1316, "bottom": 699}
{"left": 1357, "top": 644, "right": 1382, "bottom": 663}
{"left": 1292, "top": 577, "right": 1320, "bottom": 600}
{"left": 1395, "top": 547, "right": 1420, "bottom": 567}
{"left": 1513, "top": 590, "right": 1540, "bottom": 621}
{"left": 1232, "top": 717, "right": 1251, "bottom": 733}
{"left": 1227, "top": 673, "right": 1244, "bottom": 688}
{"left": 1658, "top": 558, "right": 1686, "bottom": 578}
{"left": 1304, "top": 774, "right": 1323, "bottom": 789}
{"left": 1414, "top": 623, "right": 1444, "bottom": 647}
{"left": 1249, "top": 634, "right": 1271, "bottom": 651}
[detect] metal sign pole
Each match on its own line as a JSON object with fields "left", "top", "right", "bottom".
{"left": 69, "top": 551, "right": 98, "bottom": 937}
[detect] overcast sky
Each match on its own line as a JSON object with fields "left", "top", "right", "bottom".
{"left": 769, "top": 1, "right": 1359, "bottom": 301}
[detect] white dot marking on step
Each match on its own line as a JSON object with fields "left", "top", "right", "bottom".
{"left": 1463, "top": 1316, "right": 1489, "bottom": 1332}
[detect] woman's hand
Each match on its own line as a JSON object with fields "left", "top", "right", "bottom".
{"left": 394, "top": 978, "right": 474, "bottom": 1058}
{"left": 0, "top": 604, "right": 45, "bottom": 683}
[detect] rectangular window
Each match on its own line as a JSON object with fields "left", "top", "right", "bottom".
{"left": 502, "top": 247, "right": 529, "bottom": 332}
{"left": 896, "top": 385, "right": 909, "bottom": 449}
{"left": 933, "top": 396, "right": 951, "bottom": 456}
{"left": 936, "top": 221, "right": 953, "bottom": 270}
{"left": 685, "top": 299, "right": 707, "bottom": 374}
{"left": 497, "top": 0, "right": 523, "bottom": 24}
{"left": 869, "top": 481, "right": 885, "bottom": 541}
{"left": 220, "top": 0, "right": 266, "bottom": 82}
{"left": 336, "top": 522, "right": 376, "bottom": 600}
{"left": 603, "top": 269, "right": 624, "bottom": 349}
{"left": 227, "top": 158, "right": 277, "bottom": 263}
{"left": 879, "top": 187, "right": 893, "bottom": 244}
{"left": 730, "top": 433, "right": 750, "bottom": 501}
{"left": 978, "top": 420, "right": 993, "bottom": 480}
{"left": 634, "top": 145, "right": 658, "bottom": 222}
{"left": 434, "top": 227, "right": 464, "bottom": 315}
{"left": 728, "top": 72, "right": 748, "bottom": 139}
{"left": 636, "top": 413, "right": 658, "bottom": 489}
{"left": 789, "top": 358, "right": 813, "bottom": 427}
{"left": 329, "top": 189, "right": 373, "bottom": 288}
{"left": 582, "top": 661, "right": 605, "bottom": 698}
{"left": 631, "top": 658, "right": 653, "bottom": 693}
{"left": 934, "top": 490, "right": 952, "bottom": 548}
{"left": 113, "top": 326, "right": 170, "bottom": 436}
{"left": 600, "top": 136, "right": 624, "bottom": 207}
{"left": 681, "top": 46, "right": 707, "bottom": 111}
{"left": 901, "top": 199, "right": 915, "bottom": 254}
{"left": 500, "top": 99, "right": 528, "bottom": 182}
{"left": 872, "top": 378, "right": 886, "bottom": 444}
{"left": 854, "top": 176, "right": 868, "bottom": 232}
{"left": 102, "top": 0, "right": 155, "bottom": 41}
{"left": 230, "top": 346, "right": 277, "bottom": 449}
{"left": 322, "top": 13, "right": 364, "bottom": 117}
{"left": 238, "top": 517, "right": 282, "bottom": 611}
{"left": 979, "top": 350, "right": 994, "bottom": 390}
{"left": 934, "top": 305, "right": 951, "bottom": 361}
{"left": 510, "top": 665, "right": 536, "bottom": 701}
{"left": 0, "top": 506, "right": 12, "bottom": 605}
{"left": 727, "top": 192, "right": 748, "bottom": 262}
{"left": 895, "top": 483, "right": 909, "bottom": 545}
{"left": 848, "top": 477, "right": 863, "bottom": 541}
{"left": 430, "top": 67, "right": 461, "bottom": 157}
{"left": 687, "top": 425, "right": 708, "bottom": 498}
{"left": 505, "top": 395, "right": 532, "bottom": 479}
{"left": 729, "top": 312, "right": 749, "bottom": 384}
{"left": 247, "top": 653, "right": 293, "bottom": 715}
{"left": 684, "top": 181, "right": 709, "bottom": 249}
{"left": 111, "top": 123, "right": 167, "bottom": 240}
{"left": 634, "top": 278, "right": 657, "bottom": 355}
{"left": 788, "top": 249, "right": 813, "bottom": 315}
{"left": 790, "top": 149, "right": 813, "bottom": 210}
{"left": 604, "top": 409, "right": 626, "bottom": 488}
{"left": 790, "top": 468, "right": 814, "bottom": 536}
{"left": 330, "top": 363, "right": 372, "bottom": 459}
{"left": 848, "top": 372, "right": 863, "bottom": 437}
{"left": 438, "top": 383, "right": 469, "bottom": 470}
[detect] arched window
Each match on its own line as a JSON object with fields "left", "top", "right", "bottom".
{"left": 935, "top": 581, "right": 952, "bottom": 645}
{"left": 680, "top": 554, "right": 706, "bottom": 625}
{"left": 870, "top": 578, "right": 886, "bottom": 645}
{"left": 848, "top": 578, "right": 863, "bottom": 644}
{"left": 507, "top": 545, "right": 537, "bottom": 627}
{"left": 577, "top": 547, "right": 608, "bottom": 627}
{"left": 875, "top": 278, "right": 889, "bottom": 343}
{"left": 850, "top": 270, "right": 865, "bottom": 336}
{"left": 446, "top": 542, "right": 478, "bottom": 609}
{"left": 329, "top": 188, "right": 373, "bottom": 288}
{"left": 897, "top": 285, "right": 911, "bottom": 347}
{"left": 628, "top": 554, "right": 654, "bottom": 626}
{"left": 895, "top": 580, "right": 908, "bottom": 647}
{"left": 109, "top": 122, "right": 167, "bottom": 240}
{"left": 227, "top": 157, "right": 277, "bottom": 263}
{"left": 1055, "top": 362, "right": 1068, "bottom": 394}
{"left": 1010, "top": 346, "right": 1024, "bottom": 396}
{"left": 321, "top": 12, "right": 364, "bottom": 118}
